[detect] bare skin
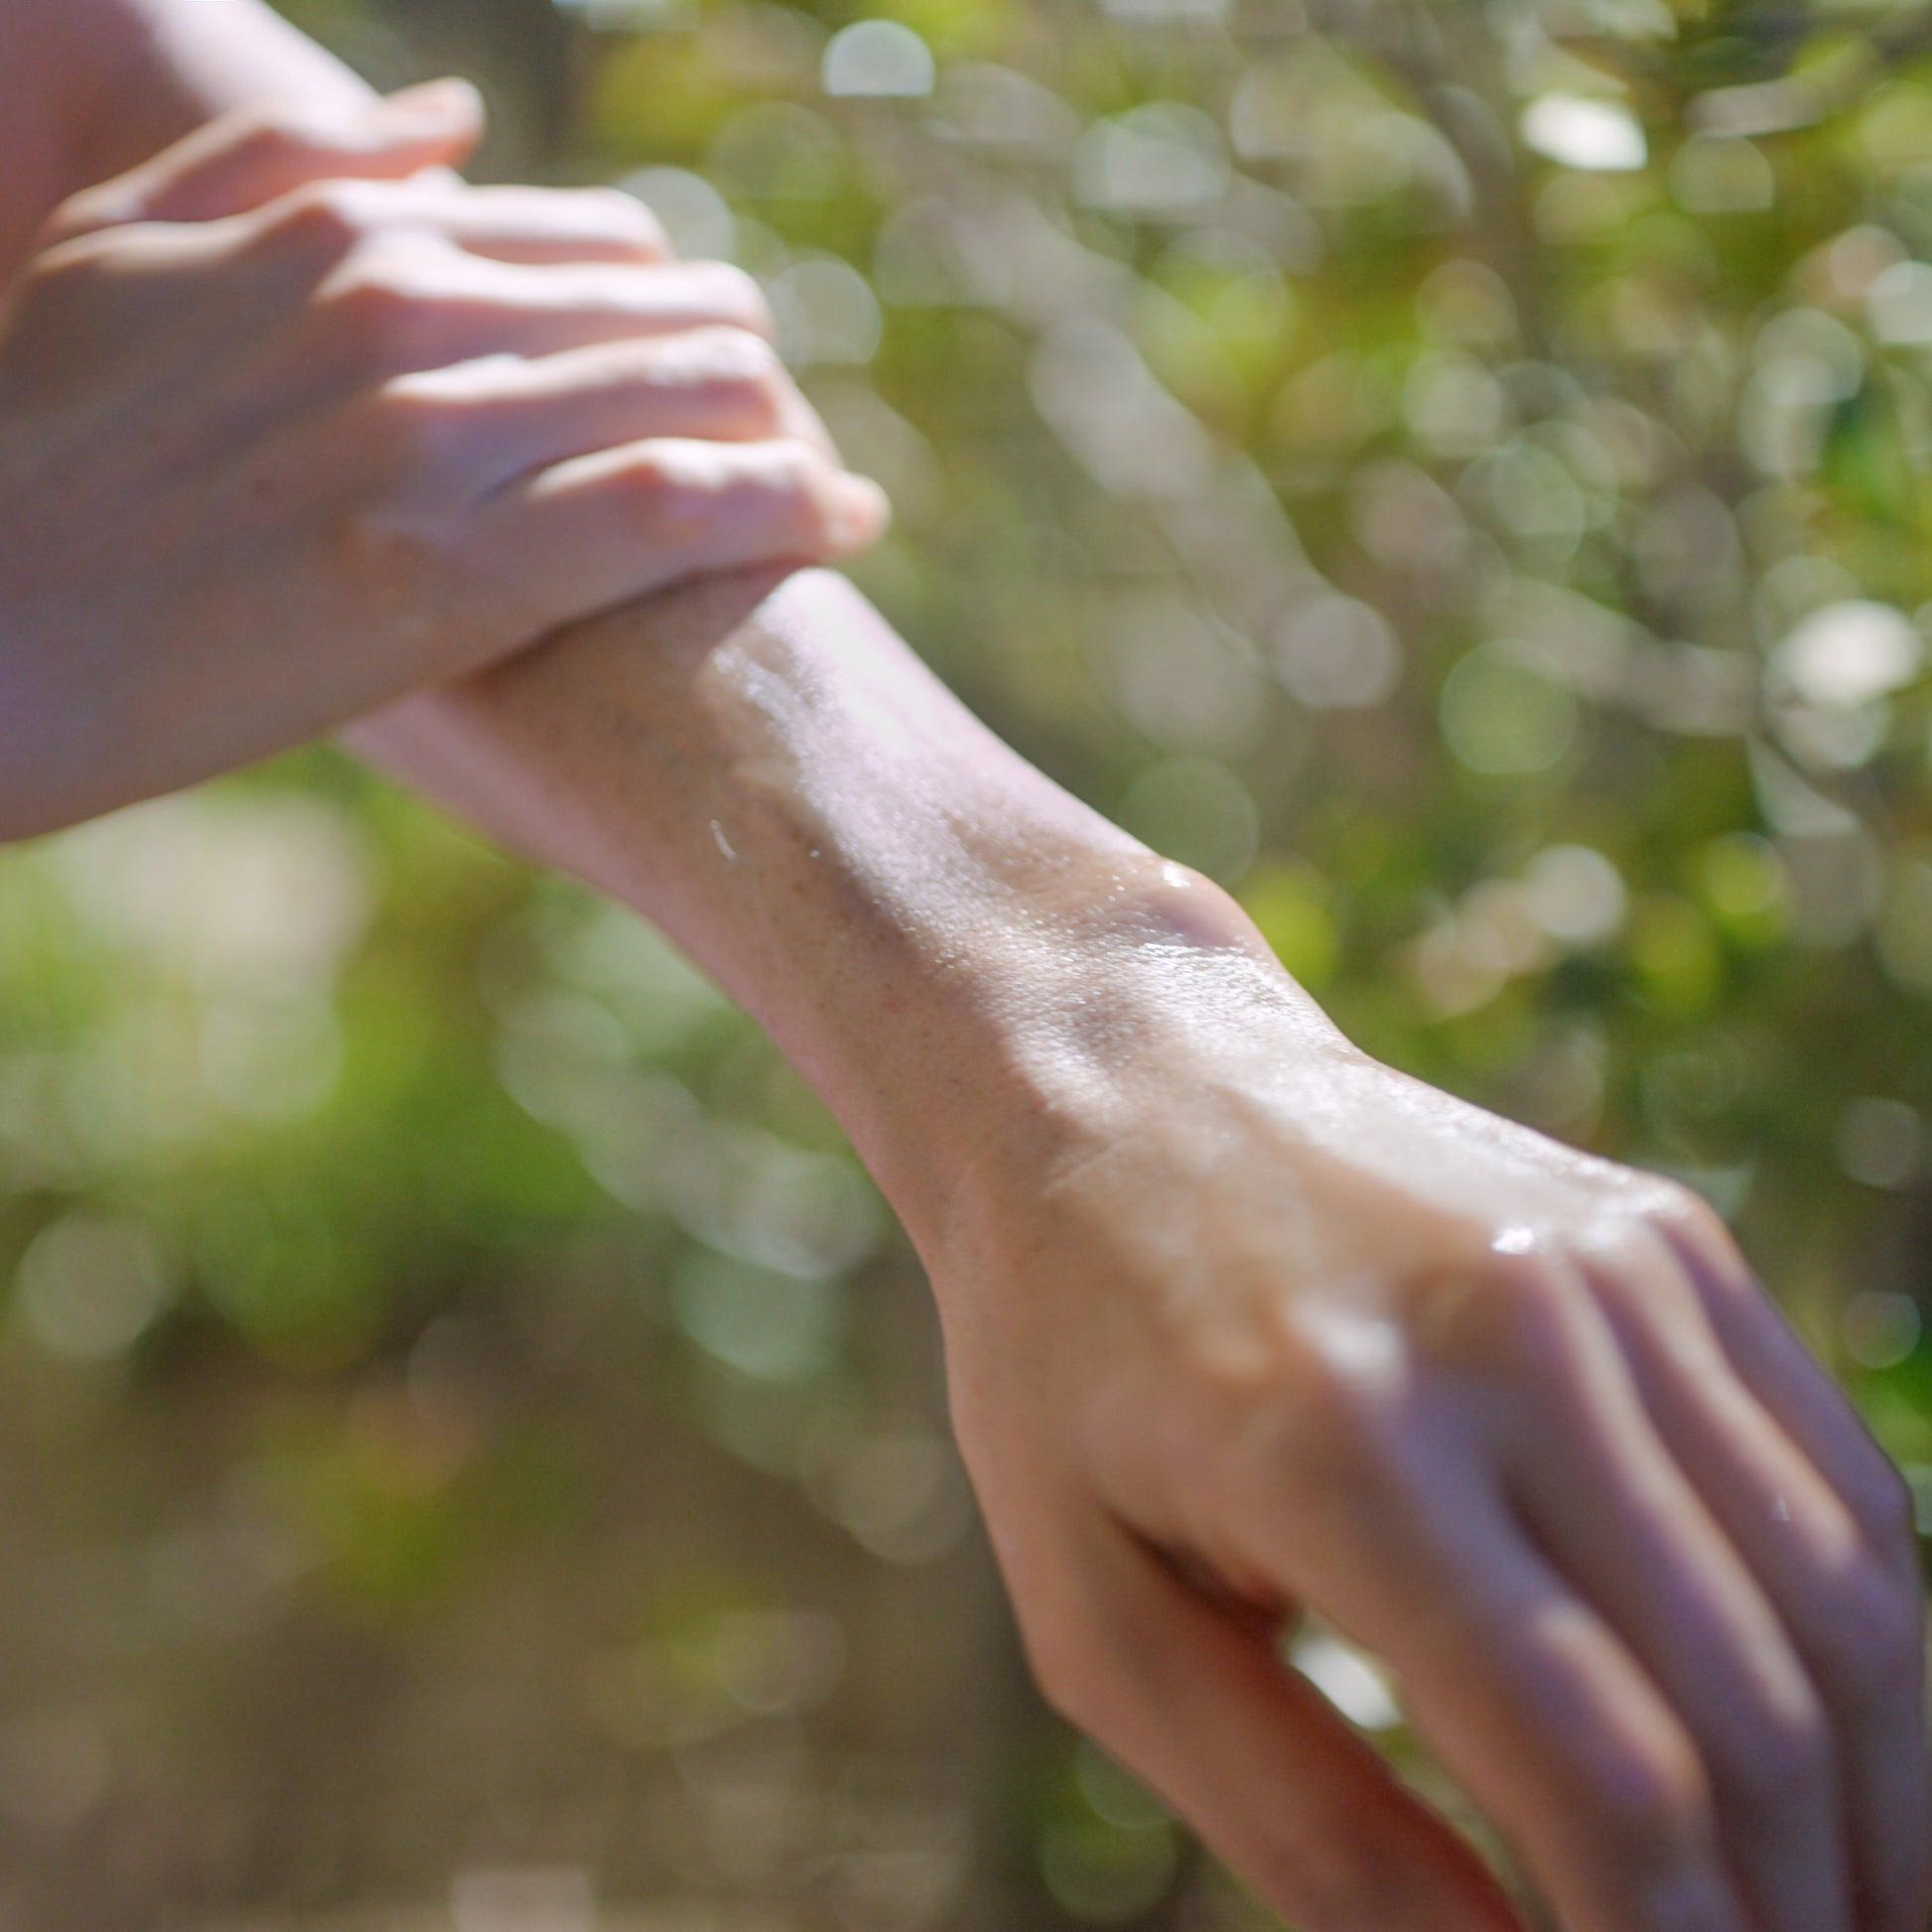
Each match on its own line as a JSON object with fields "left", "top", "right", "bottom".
{"left": 5, "top": 6, "right": 1928, "bottom": 1929}
{"left": 357, "top": 568, "right": 1928, "bottom": 1932}
{"left": 0, "top": 58, "right": 884, "bottom": 838}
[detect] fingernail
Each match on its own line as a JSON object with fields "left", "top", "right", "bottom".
{"left": 829, "top": 476, "right": 890, "bottom": 550}
{"left": 376, "top": 77, "right": 483, "bottom": 135}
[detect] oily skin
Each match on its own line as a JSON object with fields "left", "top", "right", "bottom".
{"left": 7, "top": 5, "right": 1929, "bottom": 1926}
{"left": 0, "top": 78, "right": 885, "bottom": 840}
{"left": 355, "top": 567, "right": 1931, "bottom": 1932}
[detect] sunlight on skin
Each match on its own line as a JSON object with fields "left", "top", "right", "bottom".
{"left": 0, "top": 5, "right": 1925, "bottom": 1928}
{"left": 357, "top": 565, "right": 1928, "bottom": 1932}
{"left": 0, "top": 64, "right": 883, "bottom": 838}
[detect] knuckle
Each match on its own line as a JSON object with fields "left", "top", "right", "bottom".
{"left": 585, "top": 187, "right": 669, "bottom": 251}
{"left": 215, "top": 109, "right": 331, "bottom": 188}
{"left": 613, "top": 446, "right": 679, "bottom": 506}
{"left": 715, "top": 373, "right": 788, "bottom": 436}
{"left": 683, "top": 332, "right": 787, "bottom": 432}
{"left": 1487, "top": 1259, "right": 1581, "bottom": 1353}
{"left": 1721, "top": 1690, "right": 1832, "bottom": 1818}
{"left": 1643, "top": 1182, "right": 1731, "bottom": 1260}
{"left": 1415, "top": 1258, "right": 1580, "bottom": 1383}
{"left": 256, "top": 181, "right": 373, "bottom": 262}
{"left": 701, "top": 324, "right": 784, "bottom": 384}
{"left": 312, "top": 265, "right": 429, "bottom": 373}
{"left": 768, "top": 439, "right": 832, "bottom": 506}
{"left": 702, "top": 442, "right": 825, "bottom": 536}
{"left": 699, "top": 262, "right": 776, "bottom": 337}
{"left": 234, "top": 107, "right": 305, "bottom": 157}
{"left": 612, "top": 450, "right": 710, "bottom": 538}
{"left": 231, "top": 104, "right": 339, "bottom": 166}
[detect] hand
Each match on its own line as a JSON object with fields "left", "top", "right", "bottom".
{"left": 0, "top": 84, "right": 885, "bottom": 840}
{"left": 928, "top": 878, "right": 1928, "bottom": 1932}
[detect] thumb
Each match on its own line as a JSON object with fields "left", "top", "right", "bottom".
{"left": 45, "top": 79, "right": 483, "bottom": 241}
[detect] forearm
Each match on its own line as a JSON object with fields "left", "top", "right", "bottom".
{"left": 348, "top": 569, "right": 1343, "bottom": 1255}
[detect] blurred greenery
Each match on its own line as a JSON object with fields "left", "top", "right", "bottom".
{"left": 7, "top": 0, "right": 1932, "bottom": 1926}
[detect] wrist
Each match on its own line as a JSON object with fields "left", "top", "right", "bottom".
{"left": 837, "top": 849, "right": 1354, "bottom": 1266}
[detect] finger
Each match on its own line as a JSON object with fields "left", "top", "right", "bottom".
{"left": 1659, "top": 1215, "right": 1922, "bottom": 1587}
{"left": 251, "top": 177, "right": 671, "bottom": 267}
{"left": 1590, "top": 1248, "right": 1931, "bottom": 1932}
{"left": 387, "top": 332, "right": 832, "bottom": 491}
{"left": 307, "top": 250, "right": 778, "bottom": 377}
{"left": 46, "top": 81, "right": 483, "bottom": 241}
{"left": 1092, "top": 1267, "right": 1768, "bottom": 1932}
{"left": 476, "top": 437, "right": 888, "bottom": 624}
{"left": 401, "top": 184, "right": 672, "bottom": 264}
{"left": 1245, "top": 1401, "right": 1753, "bottom": 1932}
{"left": 1020, "top": 1521, "right": 1523, "bottom": 1932}
{"left": 1491, "top": 1266, "right": 1853, "bottom": 1932}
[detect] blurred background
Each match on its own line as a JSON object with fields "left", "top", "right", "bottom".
{"left": 5, "top": 0, "right": 1932, "bottom": 1925}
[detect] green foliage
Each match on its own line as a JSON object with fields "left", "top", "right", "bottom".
{"left": 8, "top": 0, "right": 1932, "bottom": 1922}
